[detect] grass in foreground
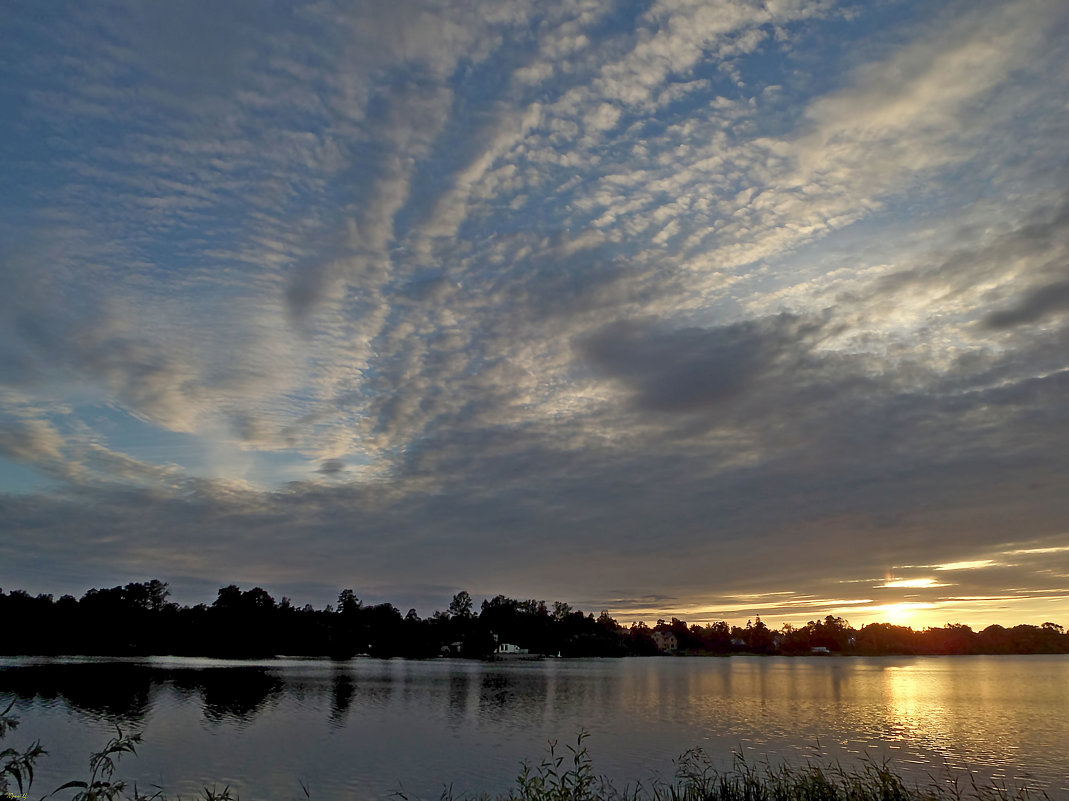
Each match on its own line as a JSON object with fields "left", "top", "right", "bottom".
{"left": 480, "top": 733, "right": 1048, "bottom": 801}
{"left": 1, "top": 702, "right": 1049, "bottom": 801}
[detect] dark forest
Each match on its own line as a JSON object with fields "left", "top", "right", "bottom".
{"left": 1, "top": 582, "right": 1066, "bottom": 659}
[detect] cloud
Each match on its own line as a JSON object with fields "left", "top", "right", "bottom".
{"left": 120, "top": 0, "right": 269, "bottom": 99}
{"left": 876, "top": 579, "right": 950, "bottom": 590}
{"left": 983, "top": 279, "right": 1069, "bottom": 331}
{"left": 2, "top": 0, "right": 1068, "bottom": 627}
{"left": 576, "top": 314, "right": 819, "bottom": 414}
{"left": 0, "top": 416, "right": 66, "bottom": 467}
{"left": 317, "top": 458, "right": 346, "bottom": 475}
{"left": 935, "top": 560, "right": 997, "bottom": 571}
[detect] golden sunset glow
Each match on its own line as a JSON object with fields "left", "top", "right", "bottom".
{"left": 878, "top": 602, "right": 934, "bottom": 627}
{"left": 876, "top": 578, "right": 949, "bottom": 590}
{"left": 935, "top": 560, "right": 997, "bottom": 571}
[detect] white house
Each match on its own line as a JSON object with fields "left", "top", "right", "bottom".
{"left": 652, "top": 630, "right": 678, "bottom": 653}
{"left": 496, "top": 642, "right": 528, "bottom": 655}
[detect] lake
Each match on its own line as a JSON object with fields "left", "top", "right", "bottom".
{"left": 1, "top": 655, "right": 1067, "bottom": 800}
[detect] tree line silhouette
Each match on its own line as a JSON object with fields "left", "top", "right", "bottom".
{"left": 0, "top": 581, "right": 1066, "bottom": 658}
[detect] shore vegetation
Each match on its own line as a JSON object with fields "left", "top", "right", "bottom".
{"left": 1, "top": 582, "right": 1066, "bottom": 659}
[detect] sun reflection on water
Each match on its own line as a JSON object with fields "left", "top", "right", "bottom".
{"left": 883, "top": 664, "right": 956, "bottom": 751}
{"left": 874, "top": 658, "right": 1049, "bottom": 789}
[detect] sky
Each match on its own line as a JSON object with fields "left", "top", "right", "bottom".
{"left": 1, "top": 0, "right": 1068, "bottom": 631}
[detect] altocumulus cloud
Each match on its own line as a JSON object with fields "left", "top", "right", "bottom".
{"left": 1, "top": 0, "right": 1068, "bottom": 626}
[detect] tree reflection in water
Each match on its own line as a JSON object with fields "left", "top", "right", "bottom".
{"left": 329, "top": 667, "right": 354, "bottom": 726}
{"left": 0, "top": 663, "right": 285, "bottom": 727}
{"left": 0, "top": 664, "right": 152, "bottom": 722}
{"left": 198, "top": 668, "right": 284, "bottom": 724}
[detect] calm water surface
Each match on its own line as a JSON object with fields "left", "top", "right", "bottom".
{"left": 1, "top": 655, "right": 1066, "bottom": 800}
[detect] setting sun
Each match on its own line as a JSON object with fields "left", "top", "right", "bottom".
{"left": 877, "top": 602, "right": 934, "bottom": 627}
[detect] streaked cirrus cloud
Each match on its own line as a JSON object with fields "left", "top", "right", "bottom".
{"left": 1, "top": 0, "right": 1067, "bottom": 626}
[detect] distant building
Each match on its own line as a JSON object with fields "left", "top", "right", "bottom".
{"left": 652, "top": 630, "right": 678, "bottom": 653}
{"left": 439, "top": 640, "right": 464, "bottom": 656}
{"left": 496, "top": 642, "right": 528, "bottom": 655}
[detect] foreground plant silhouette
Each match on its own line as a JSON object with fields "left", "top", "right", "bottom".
{"left": 49, "top": 727, "right": 155, "bottom": 801}
{"left": 1, "top": 697, "right": 45, "bottom": 799}
{"left": 1, "top": 700, "right": 153, "bottom": 801}
{"left": 0, "top": 703, "right": 1050, "bottom": 801}
{"left": 512, "top": 731, "right": 602, "bottom": 801}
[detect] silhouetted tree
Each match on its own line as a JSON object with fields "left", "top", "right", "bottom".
{"left": 337, "top": 589, "right": 361, "bottom": 616}
{"left": 448, "top": 590, "right": 474, "bottom": 619}
{"left": 922, "top": 623, "right": 979, "bottom": 655}
{"left": 2, "top": 580, "right": 1066, "bottom": 659}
